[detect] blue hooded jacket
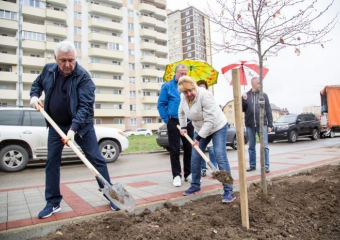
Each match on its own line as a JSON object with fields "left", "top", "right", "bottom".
{"left": 157, "top": 76, "right": 181, "bottom": 123}
{"left": 30, "top": 62, "right": 95, "bottom": 136}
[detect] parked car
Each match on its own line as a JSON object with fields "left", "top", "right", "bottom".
{"left": 124, "top": 128, "right": 153, "bottom": 137}
{"left": 268, "top": 113, "right": 320, "bottom": 143}
{"left": 156, "top": 124, "right": 248, "bottom": 151}
{"left": 0, "top": 107, "right": 129, "bottom": 172}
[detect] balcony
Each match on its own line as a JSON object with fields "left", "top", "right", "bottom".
{"left": 156, "top": 45, "right": 168, "bottom": 55}
{"left": 46, "top": 41, "right": 57, "bottom": 51}
{"left": 46, "top": 25, "right": 67, "bottom": 38}
{"left": 94, "top": 109, "right": 126, "bottom": 118}
{"left": 140, "top": 55, "right": 157, "bottom": 64}
{"left": 88, "top": 48, "right": 124, "bottom": 60}
{"left": 46, "top": 0, "right": 67, "bottom": 7}
{"left": 0, "top": 19, "right": 18, "bottom": 31}
{"left": 88, "top": 4, "right": 123, "bottom": 19}
{"left": 46, "top": 9, "right": 67, "bottom": 22}
{"left": 143, "top": 123, "right": 163, "bottom": 131}
{"left": 106, "top": 0, "right": 123, "bottom": 6}
{"left": 0, "top": 36, "right": 17, "bottom": 48}
{"left": 95, "top": 94, "right": 125, "bottom": 102}
{"left": 88, "top": 18, "right": 123, "bottom": 32}
{"left": 0, "top": 90, "right": 17, "bottom": 100}
{"left": 22, "top": 90, "right": 31, "bottom": 100}
{"left": 0, "top": 72, "right": 16, "bottom": 83}
{"left": 141, "top": 82, "right": 162, "bottom": 90}
{"left": 93, "top": 78, "right": 124, "bottom": 88}
{"left": 1, "top": 1, "right": 16, "bottom": 11}
{"left": 154, "top": 0, "right": 166, "bottom": 8}
{"left": 155, "top": 58, "right": 168, "bottom": 67}
{"left": 139, "top": 29, "right": 156, "bottom": 39}
{"left": 154, "top": 9, "right": 166, "bottom": 21}
{"left": 22, "top": 6, "right": 46, "bottom": 20}
{"left": 155, "top": 20, "right": 166, "bottom": 32}
{"left": 88, "top": 63, "right": 124, "bottom": 74}
{"left": 0, "top": 53, "right": 17, "bottom": 65}
{"left": 139, "top": 3, "right": 156, "bottom": 14}
{"left": 23, "top": 73, "right": 39, "bottom": 83}
{"left": 140, "top": 42, "right": 157, "bottom": 51}
{"left": 140, "top": 69, "right": 159, "bottom": 77}
{"left": 141, "top": 110, "right": 159, "bottom": 117}
{"left": 22, "top": 56, "right": 46, "bottom": 68}
{"left": 88, "top": 33, "right": 123, "bottom": 44}
{"left": 22, "top": 40, "right": 46, "bottom": 51}
{"left": 155, "top": 32, "right": 168, "bottom": 43}
{"left": 142, "top": 96, "right": 158, "bottom": 103}
{"left": 139, "top": 16, "right": 156, "bottom": 26}
{"left": 22, "top": 22, "right": 46, "bottom": 34}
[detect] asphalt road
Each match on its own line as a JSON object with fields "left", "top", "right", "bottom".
{"left": 0, "top": 136, "right": 339, "bottom": 190}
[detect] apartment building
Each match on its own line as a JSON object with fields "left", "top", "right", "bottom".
{"left": 167, "top": 6, "right": 212, "bottom": 64}
{"left": 0, "top": 0, "right": 168, "bottom": 131}
{"left": 303, "top": 105, "right": 321, "bottom": 118}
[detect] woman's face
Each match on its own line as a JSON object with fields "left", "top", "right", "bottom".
{"left": 183, "top": 88, "right": 197, "bottom": 102}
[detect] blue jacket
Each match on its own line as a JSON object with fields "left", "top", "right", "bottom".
{"left": 157, "top": 76, "right": 181, "bottom": 123}
{"left": 30, "top": 62, "right": 95, "bottom": 136}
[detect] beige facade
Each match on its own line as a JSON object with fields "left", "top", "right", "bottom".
{"left": 303, "top": 105, "right": 321, "bottom": 118}
{"left": 0, "top": 0, "right": 169, "bottom": 131}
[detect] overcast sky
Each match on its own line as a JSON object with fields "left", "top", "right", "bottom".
{"left": 167, "top": 0, "right": 340, "bottom": 114}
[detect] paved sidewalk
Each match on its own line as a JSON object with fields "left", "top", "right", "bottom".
{"left": 0, "top": 147, "right": 339, "bottom": 232}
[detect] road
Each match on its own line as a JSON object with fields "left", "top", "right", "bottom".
{"left": 0, "top": 136, "right": 339, "bottom": 190}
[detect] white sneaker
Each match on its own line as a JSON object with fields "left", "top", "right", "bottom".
{"left": 185, "top": 174, "right": 192, "bottom": 182}
{"left": 173, "top": 176, "right": 181, "bottom": 187}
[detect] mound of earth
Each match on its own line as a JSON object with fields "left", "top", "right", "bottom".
{"left": 33, "top": 164, "right": 340, "bottom": 240}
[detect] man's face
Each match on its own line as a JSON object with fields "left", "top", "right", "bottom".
{"left": 175, "top": 67, "right": 187, "bottom": 80}
{"left": 251, "top": 78, "right": 260, "bottom": 92}
{"left": 55, "top": 50, "right": 76, "bottom": 76}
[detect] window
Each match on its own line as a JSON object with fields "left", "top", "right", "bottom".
{"left": 54, "top": 22, "right": 64, "bottom": 27}
{"left": 0, "top": 9, "right": 17, "bottom": 20}
{"left": 186, "top": 24, "right": 190, "bottom": 30}
{"left": 91, "top": 29, "right": 100, "bottom": 33}
{"left": 142, "top": 65, "right": 150, "bottom": 69}
{"left": 23, "top": 0, "right": 46, "bottom": 9}
{"left": 185, "top": 17, "right": 190, "bottom": 23}
{"left": 187, "top": 45, "right": 192, "bottom": 51}
{"left": 130, "top": 105, "right": 136, "bottom": 111}
{"left": 129, "top": 63, "right": 135, "bottom": 70}
{"left": 187, "top": 52, "right": 192, "bottom": 58}
{"left": 94, "top": 118, "right": 102, "bottom": 125}
{"left": 30, "top": 111, "right": 46, "bottom": 127}
{"left": 130, "top": 91, "right": 136, "bottom": 98}
{"left": 143, "top": 91, "right": 151, "bottom": 96}
{"left": 186, "top": 38, "right": 191, "bottom": 44}
{"left": 91, "top": 58, "right": 100, "bottom": 63}
{"left": 74, "top": 12, "right": 81, "bottom": 20}
{"left": 113, "top": 104, "right": 122, "bottom": 109}
{"left": 74, "top": 41, "right": 81, "bottom": 49}
{"left": 112, "top": 61, "right": 121, "bottom": 65}
{"left": 91, "top": 44, "right": 100, "bottom": 48}
{"left": 141, "top": 38, "right": 149, "bottom": 42}
{"left": 130, "top": 118, "right": 136, "bottom": 126}
{"left": 157, "top": 77, "right": 164, "bottom": 83}
{"left": 107, "top": 42, "right": 121, "bottom": 50}
{"left": 186, "top": 31, "right": 191, "bottom": 37}
{"left": 228, "top": 105, "right": 232, "bottom": 108}
{"left": 228, "top": 111, "right": 232, "bottom": 115}
{"left": 129, "top": 77, "right": 135, "bottom": 84}
{"left": 95, "top": 104, "right": 101, "bottom": 109}
{"left": 30, "top": 54, "right": 40, "bottom": 58}
{"left": 95, "top": 88, "right": 101, "bottom": 93}
{"left": 128, "top": 36, "right": 135, "bottom": 43}
{"left": 113, "top": 75, "right": 122, "bottom": 80}
{"left": 114, "top": 118, "right": 123, "bottom": 124}
{"left": 74, "top": 0, "right": 81, "bottom": 5}
{"left": 76, "top": 57, "right": 81, "bottom": 64}
{"left": 0, "top": 110, "right": 22, "bottom": 126}
{"left": 143, "top": 104, "right": 151, "bottom": 110}
{"left": 128, "top": 0, "right": 134, "bottom": 5}
{"left": 113, "top": 89, "right": 122, "bottom": 95}
{"left": 22, "top": 31, "right": 46, "bottom": 41}
{"left": 128, "top": 10, "right": 134, "bottom": 17}
{"left": 30, "top": 70, "right": 40, "bottom": 74}
{"left": 112, "top": 32, "right": 118, "bottom": 36}
{"left": 128, "top": 23, "right": 134, "bottom": 30}
{"left": 143, "top": 118, "right": 152, "bottom": 124}
{"left": 54, "top": 38, "right": 61, "bottom": 43}
{"left": 128, "top": 49, "right": 135, "bottom": 56}
{"left": 91, "top": 73, "right": 100, "bottom": 78}
{"left": 74, "top": 27, "right": 81, "bottom": 35}
{"left": 141, "top": 25, "right": 148, "bottom": 29}
{"left": 186, "top": 10, "right": 190, "bottom": 15}
{"left": 143, "top": 78, "right": 150, "bottom": 82}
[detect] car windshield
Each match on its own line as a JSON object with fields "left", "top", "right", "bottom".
{"left": 275, "top": 115, "right": 297, "bottom": 123}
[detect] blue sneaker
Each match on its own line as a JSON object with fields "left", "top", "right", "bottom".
{"left": 38, "top": 204, "right": 61, "bottom": 219}
{"left": 183, "top": 186, "right": 201, "bottom": 196}
{"left": 222, "top": 191, "right": 236, "bottom": 203}
{"left": 110, "top": 201, "right": 120, "bottom": 211}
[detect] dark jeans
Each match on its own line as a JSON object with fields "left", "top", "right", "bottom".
{"left": 167, "top": 118, "right": 193, "bottom": 179}
{"left": 45, "top": 125, "right": 111, "bottom": 206}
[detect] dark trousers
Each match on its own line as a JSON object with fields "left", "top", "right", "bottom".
{"left": 167, "top": 118, "right": 194, "bottom": 179}
{"left": 45, "top": 125, "right": 111, "bottom": 206}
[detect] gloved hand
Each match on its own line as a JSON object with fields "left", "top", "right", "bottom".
{"left": 62, "top": 130, "right": 75, "bottom": 146}
{"left": 30, "top": 96, "right": 42, "bottom": 111}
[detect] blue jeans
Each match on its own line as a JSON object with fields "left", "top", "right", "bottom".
{"left": 201, "top": 144, "right": 218, "bottom": 169}
{"left": 191, "top": 124, "right": 233, "bottom": 192}
{"left": 45, "top": 125, "right": 111, "bottom": 206}
{"left": 246, "top": 125, "right": 270, "bottom": 169}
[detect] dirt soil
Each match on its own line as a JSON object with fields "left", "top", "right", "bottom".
{"left": 33, "top": 164, "right": 340, "bottom": 240}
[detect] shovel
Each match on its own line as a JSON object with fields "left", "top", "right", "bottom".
{"left": 177, "top": 125, "right": 233, "bottom": 185}
{"left": 37, "top": 103, "right": 135, "bottom": 212}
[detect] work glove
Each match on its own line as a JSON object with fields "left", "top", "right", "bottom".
{"left": 62, "top": 130, "right": 75, "bottom": 146}
{"left": 30, "top": 96, "right": 42, "bottom": 111}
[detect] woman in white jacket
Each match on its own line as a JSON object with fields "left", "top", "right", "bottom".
{"left": 178, "top": 76, "right": 236, "bottom": 203}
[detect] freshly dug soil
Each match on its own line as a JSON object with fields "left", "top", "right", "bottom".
{"left": 33, "top": 164, "right": 340, "bottom": 240}
{"left": 212, "top": 170, "right": 234, "bottom": 185}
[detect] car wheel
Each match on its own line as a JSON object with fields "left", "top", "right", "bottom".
{"left": 288, "top": 130, "right": 297, "bottom": 143}
{"left": 165, "top": 147, "right": 170, "bottom": 152}
{"left": 146, "top": 133, "right": 151, "bottom": 136}
{"left": 330, "top": 130, "right": 335, "bottom": 138}
{"left": 311, "top": 129, "right": 319, "bottom": 140}
{"left": 0, "top": 145, "right": 29, "bottom": 172}
{"left": 231, "top": 136, "right": 237, "bottom": 150}
{"left": 99, "top": 140, "right": 119, "bottom": 163}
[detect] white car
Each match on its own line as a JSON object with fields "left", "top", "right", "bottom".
{"left": 0, "top": 107, "right": 129, "bottom": 172}
{"left": 124, "top": 128, "right": 153, "bottom": 137}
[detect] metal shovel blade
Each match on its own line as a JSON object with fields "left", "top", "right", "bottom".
{"left": 97, "top": 175, "right": 135, "bottom": 212}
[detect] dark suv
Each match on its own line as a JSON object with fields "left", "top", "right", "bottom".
{"left": 268, "top": 113, "right": 320, "bottom": 143}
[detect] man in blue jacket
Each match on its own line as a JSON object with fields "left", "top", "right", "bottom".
{"left": 157, "top": 64, "right": 194, "bottom": 187}
{"left": 30, "top": 41, "right": 119, "bottom": 219}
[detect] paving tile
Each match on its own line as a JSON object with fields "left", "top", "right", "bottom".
{"left": 0, "top": 198, "right": 8, "bottom": 204}
{"left": 88, "top": 201, "right": 107, "bottom": 207}
{"left": 8, "top": 213, "right": 31, "bottom": 222}
{"left": 8, "top": 208, "right": 30, "bottom": 215}
{"left": 0, "top": 216, "right": 7, "bottom": 224}
{"left": 8, "top": 200, "right": 27, "bottom": 207}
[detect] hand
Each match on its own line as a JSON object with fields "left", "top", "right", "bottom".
{"left": 30, "top": 96, "right": 42, "bottom": 111}
{"left": 180, "top": 129, "right": 187, "bottom": 136}
{"left": 62, "top": 130, "right": 75, "bottom": 146}
{"left": 192, "top": 140, "right": 199, "bottom": 148}
{"left": 242, "top": 93, "right": 247, "bottom": 100}
{"left": 267, "top": 127, "right": 272, "bottom": 133}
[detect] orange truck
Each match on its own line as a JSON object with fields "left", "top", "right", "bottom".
{"left": 320, "top": 85, "right": 340, "bottom": 138}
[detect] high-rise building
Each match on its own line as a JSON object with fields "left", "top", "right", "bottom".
{"left": 167, "top": 6, "right": 212, "bottom": 64}
{"left": 0, "top": 0, "right": 168, "bottom": 131}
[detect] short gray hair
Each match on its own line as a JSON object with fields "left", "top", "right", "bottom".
{"left": 54, "top": 40, "right": 76, "bottom": 58}
{"left": 175, "top": 63, "right": 187, "bottom": 73}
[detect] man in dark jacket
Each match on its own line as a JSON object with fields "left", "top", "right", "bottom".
{"left": 30, "top": 41, "right": 118, "bottom": 219}
{"left": 242, "top": 77, "right": 273, "bottom": 173}
{"left": 157, "top": 64, "right": 194, "bottom": 187}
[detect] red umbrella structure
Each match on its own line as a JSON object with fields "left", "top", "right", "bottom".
{"left": 221, "top": 60, "right": 269, "bottom": 86}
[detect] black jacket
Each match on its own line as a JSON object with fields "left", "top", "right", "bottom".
{"left": 242, "top": 90, "right": 273, "bottom": 128}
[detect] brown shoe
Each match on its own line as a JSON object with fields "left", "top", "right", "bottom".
{"left": 246, "top": 167, "right": 256, "bottom": 172}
